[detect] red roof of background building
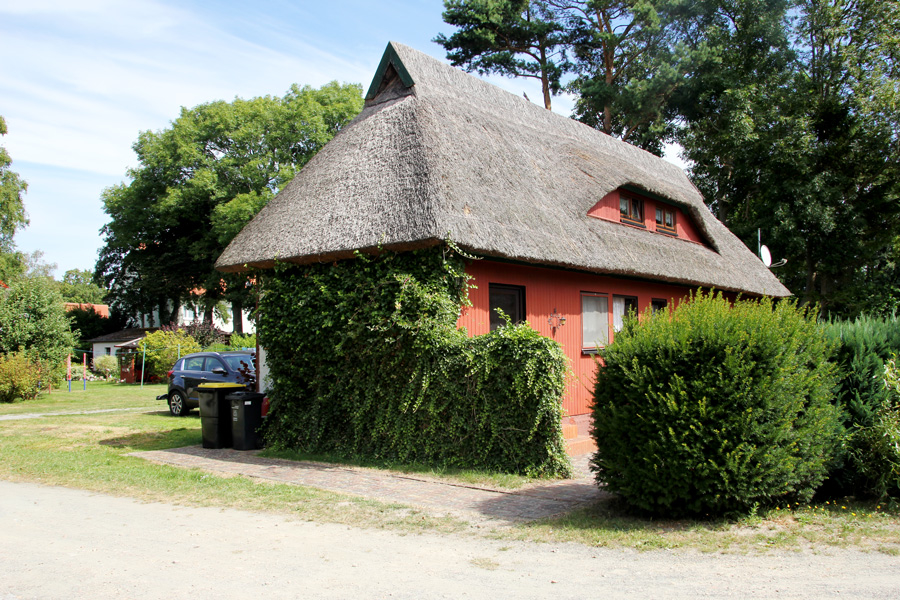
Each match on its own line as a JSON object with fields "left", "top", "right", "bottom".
{"left": 64, "top": 303, "right": 110, "bottom": 318}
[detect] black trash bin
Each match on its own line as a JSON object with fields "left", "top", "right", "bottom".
{"left": 228, "top": 391, "right": 265, "bottom": 450}
{"left": 198, "top": 383, "right": 246, "bottom": 449}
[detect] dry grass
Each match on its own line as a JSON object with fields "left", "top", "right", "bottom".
{"left": 505, "top": 494, "right": 900, "bottom": 554}
{"left": 2, "top": 387, "right": 899, "bottom": 553}
{"left": 0, "top": 405, "right": 467, "bottom": 536}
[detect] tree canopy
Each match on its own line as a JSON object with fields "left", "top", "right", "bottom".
{"left": 96, "top": 82, "right": 365, "bottom": 328}
{"left": 680, "top": 0, "right": 900, "bottom": 315}
{"left": 438, "top": 0, "right": 900, "bottom": 315}
{"left": 56, "top": 269, "right": 107, "bottom": 304}
{"left": 0, "top": 116, "right": 29, "bottom": 283}
{"left": 0, "top": 275, "right": 76, "bottom": 376}
{"left": 435, "top": 0, "right": 568, "bottom": 110}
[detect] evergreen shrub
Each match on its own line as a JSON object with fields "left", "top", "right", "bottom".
{"left": 821, "top": 315, "right": 900, "bottom": 429}
{"left": 0, "top": 352, "right": 42, "bottom": 402}
{"left": 591, "top": 292, "right": 842, "bottom": 517}
{"left": 819, "top": 315, "right": 900, "bottom": 495}
{"left": 849, "top": 356, "right": 900, "bottom": 500}
{"left": 258, "top": 246, "right": 571, "bottom": 477}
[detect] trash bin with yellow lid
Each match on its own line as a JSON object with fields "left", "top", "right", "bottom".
{"left": 198, "top": 383, "right": 247, "bottom": 449}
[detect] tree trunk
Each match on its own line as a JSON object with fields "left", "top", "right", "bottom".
{"left": 804, "top": 244, "right": 816, "bottom": 306}
{"left": 232, "top": 299, "right": 244, "bottom": 335}
{"left": 540, "top": 46, "right": 552, "bottom": 110}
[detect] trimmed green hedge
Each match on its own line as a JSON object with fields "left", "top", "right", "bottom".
{"left": 591, "top": 292, "right": 842, "bottom": 517}
{"left": 821, "top": 316, "right": 900, "bottom": 497}
{"left": 257, "top": 246, "right": 571, "bottom": 477}
{"left": 822, "top": 315, "right": 900, "bottom": 430}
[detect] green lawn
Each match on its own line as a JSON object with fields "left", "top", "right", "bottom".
{"left": 1, "top": 384, "right": 898, "bottom": 553}
{"left": 0, "top": 383, "right": 466, "bottom": 534}
{"left": 0, "top": 380, "right": 165, "bottom": 414}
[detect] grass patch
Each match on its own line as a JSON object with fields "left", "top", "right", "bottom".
{"left": 261, "top": 447, "right": 541, "bottom": 491}
{"left": 1, "top": 386, "right": 898, "bottom": 552}
{"left": 503, "top": 495, "right": 900, "bottom": 553}
{"left": 0, "top": 408, "right": 466, "bottom": 534}
{"left": 0, "top": 381, "right": 166, "bottom": 414}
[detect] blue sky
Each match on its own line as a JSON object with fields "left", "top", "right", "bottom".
{"left": 1, "top": 0, "right": 678, "bottom": 276}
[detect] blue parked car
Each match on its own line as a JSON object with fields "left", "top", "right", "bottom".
{"left": 158, "top": 351, "right": 255, "bottom": 416}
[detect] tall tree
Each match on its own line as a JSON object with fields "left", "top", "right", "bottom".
{"left": 435, "top": 0, "right": 568, "bottom": 110}
{"left": 680, "top": 0, "right": 900, "bottom": 315}
{"left": 0, "top": 274, "right": 76, "bottom": 375}
{"left": 96, "top": 82, "right": 365, "bottom": 329}
{"left": 56, "top": 269, "right": 107, "bottom": 304}
{"left": 0, "top": 116, "right": 29, "bottom": 282}
{"left": 436, "top": 1, "right": 714, "bottom": 153}
{"left": 563, "top": 0, "right": 706, "bottom": 154}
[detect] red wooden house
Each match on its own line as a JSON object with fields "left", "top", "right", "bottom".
{"left": 216, "top": 42, "right": 789, "bottom": 448}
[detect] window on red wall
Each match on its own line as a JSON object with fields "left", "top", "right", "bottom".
{"left": 613, "top": 295, "right": 638, "bottom": 332}
{"left": 651, "top": 298, "right": 668, "bottom": 313}
{"left": 489, "top": 283, "right": 525, "bottom": 330}
{"left": 655, "top": 206, "right": 677, "bottom": 234}
{"left": 619, "top": 195, "right": 644, "bottom": 226}
{"left": 582, "top": 292, "right": 609, "bottom": 351}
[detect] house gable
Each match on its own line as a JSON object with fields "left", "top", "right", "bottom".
{"left": 365, "top": 42, "right": 415, "bottom": 101}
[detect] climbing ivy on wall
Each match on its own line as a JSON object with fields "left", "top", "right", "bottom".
{"left": 258, "top": 245, "right": 571, "bottom": 477}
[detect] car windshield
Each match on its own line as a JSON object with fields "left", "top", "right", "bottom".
{"left": 222, "top": 354, "right": 255, "bottom": 372}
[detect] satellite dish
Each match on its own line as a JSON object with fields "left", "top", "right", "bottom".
{"left": 760, "top": 245, "right": 772, "bottom": 267}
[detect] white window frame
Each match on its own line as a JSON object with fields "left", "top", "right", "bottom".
{"left": 581, "top": 292, "right": 610, "bottom": 352}
{"left": 613, "top": 295, "right": 639, "bottom": 332}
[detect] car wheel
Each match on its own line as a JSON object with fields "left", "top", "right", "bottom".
{"left": 168, "top": 390, "right": 188, "bottom": 416}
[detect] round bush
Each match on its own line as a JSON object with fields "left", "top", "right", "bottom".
{"left": 0, "top": 352, "right": 43, "bottom": 402}
{"left": 93, "top": 354, "right": 119, "bottom": 379}
{"left": 140, "top": 330, "right": 201, "bottom": 378}
{"left": 591, "top": 292, "right": 843, "bottom": 517}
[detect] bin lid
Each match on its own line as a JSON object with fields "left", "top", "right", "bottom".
{"left": 197, "top": 383, "right": 247, "bottom": 389}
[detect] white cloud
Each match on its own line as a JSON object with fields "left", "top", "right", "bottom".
{"left": 1, "top": 0, "right": 373, "bottom": 176}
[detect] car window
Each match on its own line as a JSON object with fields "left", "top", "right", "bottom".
{"left": 173, "top": 358, "right": 184, "bottom": 370}
{"left": 183, "top": 356, "right": 205, "bottom": 371}
{"left": 222, "top": 354, "right": 254, "bottom": 372}
{"left": 207, "top": 357, "right": 227, "bottom": 372}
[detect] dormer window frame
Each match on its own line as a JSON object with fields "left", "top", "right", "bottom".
{"left": 619, "top": 194, "right": 644, "bottom": 227}
{"left": 655, "top": 206, "right": 677, "bottom": 235}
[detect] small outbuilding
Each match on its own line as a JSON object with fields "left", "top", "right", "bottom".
{"left": 217, "top": 42, "right": 789, "bottom": 441}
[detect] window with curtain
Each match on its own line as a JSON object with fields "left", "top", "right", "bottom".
{"left": 613, "top": 295, "right": 638, "bottom": 332}
{"left": 582, "top": 293, "right": 609, "bottom": 351}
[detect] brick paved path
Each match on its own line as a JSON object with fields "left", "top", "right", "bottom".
{"left": 134, "top": 446, "right": 606, "bottom": 525}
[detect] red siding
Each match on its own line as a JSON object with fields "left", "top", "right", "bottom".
{"left": 587, "top": 190, "right": 620, "bottom": 221}
{"left": 458, "top": 260, "right": 696, "bottom": 417}
{"left": 675, "top": 207, "right": 704, "bottom": 244}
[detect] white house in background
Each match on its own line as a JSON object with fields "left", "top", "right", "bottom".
{"left": 86, "top": 328, "right": 158, "bottom": 362}
{"left": 135, "top": 302, "right": 255, "bottom": 334}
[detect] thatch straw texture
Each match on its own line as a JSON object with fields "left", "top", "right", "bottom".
{"left": 216, "top": 42, "right": 789, "bottom": 297}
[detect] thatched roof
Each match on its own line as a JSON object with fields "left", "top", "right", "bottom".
{"left": 216, "top": 42, "right": 790, "bottom": 297}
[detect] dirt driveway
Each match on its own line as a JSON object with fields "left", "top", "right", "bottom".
{"left": 2, "top": 481, "right": 899, "bottom": 600}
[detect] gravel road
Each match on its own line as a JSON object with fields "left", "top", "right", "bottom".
{"left": 2, "top": 481, "right": 898, "bottom": 599}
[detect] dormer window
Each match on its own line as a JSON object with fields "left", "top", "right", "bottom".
{"left": 620, "top": 195, "right": 643, "bottom": 226}
{"left": 656, "top": 207, "right": 676, "bottom": 234}
{"left": 588, "top": 188, "right": 709, "bottom": 248}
